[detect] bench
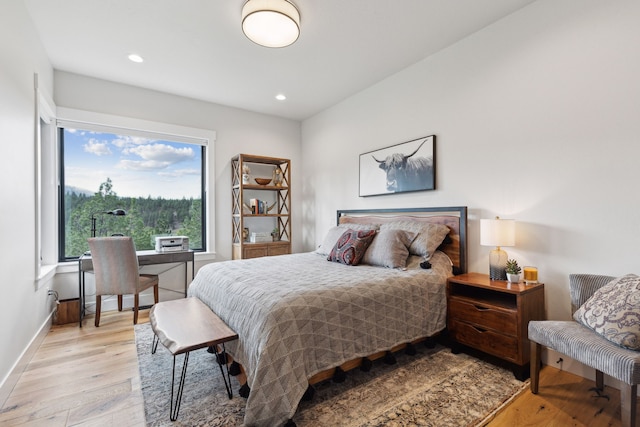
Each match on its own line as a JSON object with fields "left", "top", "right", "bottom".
{"left": 149, "top": 297, "right": 239, "bottom": 421}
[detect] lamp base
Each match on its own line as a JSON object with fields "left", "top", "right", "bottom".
{"left": 489, "top": 248, "right": 508, "bottom": 280}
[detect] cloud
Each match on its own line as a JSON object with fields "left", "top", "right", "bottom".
{"left": 157, "top": 168, "right": 201, "bottom": 178}
{"left": 83, "top": 139, "right": 112, "bottom": 156}
{"left": 112, "top": 135, "right": 155, "bottom": 148}
{"left": 123, "top": 143, "right": 194, "bottom": 162}
{"left": 117, "top": 143, "right": 195, "bottom": 171}
{"left": 118, "top": 159, "right": 171, "bottom": 171}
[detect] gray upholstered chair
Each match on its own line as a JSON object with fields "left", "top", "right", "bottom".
{"left": 528, "top": 274, "right": 640, "bottom": 427}
{"left": 87, "top": 236, "right": 159, "bottom": 326}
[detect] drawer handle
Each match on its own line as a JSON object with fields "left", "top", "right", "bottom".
{"left": 474, "top": 305, "right": 490, "bottom": 311}
{"left": 472, "top": 325, "right": 488, "bottom": 333}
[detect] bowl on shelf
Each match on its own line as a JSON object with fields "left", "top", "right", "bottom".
{"left": 254, "top": 178, "right": 272, "bottom": 186}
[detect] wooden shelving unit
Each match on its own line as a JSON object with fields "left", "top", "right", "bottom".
{"left": 231, "top": 154, "right": 291, "bottom": 259}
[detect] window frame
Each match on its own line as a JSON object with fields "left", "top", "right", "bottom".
{"left": 34, "top": 73, "right": 58, "bottom": 290}
{"left": 55, "top": 107, "right": 215, "bottom": 261}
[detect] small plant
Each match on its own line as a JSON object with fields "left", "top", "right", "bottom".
{"left": 505, "top": 259, "right": 521, "bottom": 275}
{"left": 271, "top": 227, "right": 280, "bottom": 241}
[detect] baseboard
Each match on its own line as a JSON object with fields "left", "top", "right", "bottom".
{"left": 0, "top": 311, "right": 53, "bottom": 408}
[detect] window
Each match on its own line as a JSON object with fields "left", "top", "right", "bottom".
{"left": 57, "top": 110, "right": 213, "bottom": 261}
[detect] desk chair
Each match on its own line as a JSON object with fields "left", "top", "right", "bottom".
{"left": 87, "top": 236, "right": 159, "bottom": 326}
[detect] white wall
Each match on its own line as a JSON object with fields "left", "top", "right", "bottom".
{"left": 50, "top": 73, "right": 302, "bottom": 305}
{"left": 301, "top": 0, "right": 640, "bottom": 376}
{"left": 0, "top": 3, "right": 301, "bottom": 400}
{"left": 0, "top": 1, "right": 55, "bottom": 404}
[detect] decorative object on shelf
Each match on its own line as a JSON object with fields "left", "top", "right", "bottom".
{"left": 254, "top": 178, "right": 272, "bottom": 186}
{"left": 480, "top": 216, "right": 515, "bottom": 280}
{"left": 243, "top": 227, "right": 249, "bottom": 242}
{"left": 90, "top": 208, "right": 127, "bottom": 237}
{"left": 242, "top": 164, "right": 251, "bottom": 184}
{"left": 241, "top": 0, "right": 301, "bottom": 48}
{"left": 271, "top": 227, "right": 280, "bottom": 241}
{"left": 523, "top": 266, "right": 538, "bottom": 284}
{"left": 359, "top": 135, "right": 435, "bottom": 197}
{"left": 273, "top": 167, "right": 283, "bottom": 187}
{"left": 505, "top": 259, "right": 522, "bottom": 283}
{"left": 249, "top": 199, "right": 277, "bottom": 214}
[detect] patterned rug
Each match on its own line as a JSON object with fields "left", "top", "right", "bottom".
{"left": 135, "top": 323, "right": 528, "bottom": 426}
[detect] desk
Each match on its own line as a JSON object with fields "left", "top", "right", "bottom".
{"left": 78, "top": 250, "right": 195, "bottom": 327}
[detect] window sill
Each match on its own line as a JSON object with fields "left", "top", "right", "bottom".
{"left": 35, "top": 264, "right": 57, "bottom": 290}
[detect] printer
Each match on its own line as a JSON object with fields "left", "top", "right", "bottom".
{"left": 155, "top": 236, "right": 189, "bottom": 252}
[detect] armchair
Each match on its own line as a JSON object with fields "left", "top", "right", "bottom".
{"left": 528, "top": 274, "right": 640, "bottom": 427}
{"left": 87, "top": 236, "right": 159, "bottom": 326}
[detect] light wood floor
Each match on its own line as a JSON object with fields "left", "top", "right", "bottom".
{"left": 0, "top": 310, "right": 634, "bottom": 426}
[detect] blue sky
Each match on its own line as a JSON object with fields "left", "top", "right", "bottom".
{"left": 63, "top": 129, "right": 202, "bottom": 199}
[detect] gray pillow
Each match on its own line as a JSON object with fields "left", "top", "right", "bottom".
{"left": 379, "top": 221, "right": 450, "bottom": 260}
{"left": 361, "top": 229, "right": 417, "bottom": 269}
{"left": 316, "top": 223, "right": 379, "bottom": 256}
{"left": 573, "top": 273, "right": 640, "bottom": 350}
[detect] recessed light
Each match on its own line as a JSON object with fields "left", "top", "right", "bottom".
{"left": 275, "top": 94, "right": 287, "bottom": 101}
{"left": 128, "top": 54, "right": 144, "bottom": 63}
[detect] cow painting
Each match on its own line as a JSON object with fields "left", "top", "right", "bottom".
{"left": 371, "top": 139, "right": 434, "bottom": 193}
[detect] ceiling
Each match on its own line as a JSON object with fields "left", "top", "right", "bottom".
{"left": 24, "top": 0, "right": 536, "bottom": 121}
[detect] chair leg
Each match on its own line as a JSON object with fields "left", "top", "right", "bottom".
{"left": 95, "top": 295, "right": 102, "bottom": 327}
{"left": 530, "top": 341, "right": 541, "bottom": 394}
{"left": 595, "top": 370, "right": 604, "bottom": 390}
{"left": 133, "top": 293, "right": 139, "bottom": 325}
{"left": 620, "top": 384, "right": 637, "bottom": 427}
{"left": 117, "top": 295, "right": 123, "bottom": 311}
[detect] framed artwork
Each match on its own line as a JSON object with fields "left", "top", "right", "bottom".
{"left": 359, "top": 135, "right": 435, "bottom": 197}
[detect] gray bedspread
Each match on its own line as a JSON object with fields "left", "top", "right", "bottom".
{"left": 187, "top": 251, "right": 451, "bottom": 426}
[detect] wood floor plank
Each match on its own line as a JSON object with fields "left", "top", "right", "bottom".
{"left": 2, "top": 309, "right": 637, "bottom": 427}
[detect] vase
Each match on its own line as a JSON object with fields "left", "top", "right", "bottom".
{"left": 506, "top": 273, "right": 520, "bottom": 283}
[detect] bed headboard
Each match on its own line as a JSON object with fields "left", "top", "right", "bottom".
{"left": 336, "top": 206, "right": 468, "bottom": 275}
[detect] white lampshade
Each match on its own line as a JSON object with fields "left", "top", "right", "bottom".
{"left": 480, "top": 217, "right": 515, "bottom": 281}
{"left": 242, "top": 0, "right": 300, "bottom": 48}
{"left": 480, "top": 218, "right": 515, "bottom": 248}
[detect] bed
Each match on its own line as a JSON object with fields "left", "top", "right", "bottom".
{"left": 187, "top": 206, "right": 468, "bottom": 426}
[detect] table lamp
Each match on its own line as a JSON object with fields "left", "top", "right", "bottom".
{"left": 480, "top": 216, "right": 515, "bottom": 280}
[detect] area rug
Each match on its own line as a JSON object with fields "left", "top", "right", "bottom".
{"left": 135, "top": 324, "right": 528, "bottom": 426}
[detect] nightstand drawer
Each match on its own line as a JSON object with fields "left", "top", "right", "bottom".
{"left": 448, "top": 298, "right": 518, "bottom": 336}
{"left": 450, "top": 319, "right": 519, "bottom": 362}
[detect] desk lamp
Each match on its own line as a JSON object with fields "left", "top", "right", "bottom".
{"left": 480, "top": 216, "right": 515, "bottom": 280}
{"left": 90, "top": 209, "right": 127, "bottom": 237}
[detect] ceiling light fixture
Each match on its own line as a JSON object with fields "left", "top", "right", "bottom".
{"left": 242, "top": 0, "right": 300, "bottom": 48}
{"left": 128, "top": 54, "right": 144, "bottom": 63}
{"left": 275, "top": 94, "right": 287, "bottom": 101}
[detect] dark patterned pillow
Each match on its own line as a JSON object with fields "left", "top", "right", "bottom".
{"left": 316, "top": 224, "right": 380, "bottom": 256}
{"left": 573, "top": 273, "right": 640, "bottom": 350}
{"left": 327, "top": 229, "right": 377, "bottom": 266}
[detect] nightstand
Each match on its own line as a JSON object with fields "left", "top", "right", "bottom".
{"left": 446, "top": 272, "right": 545, "bottom": 380}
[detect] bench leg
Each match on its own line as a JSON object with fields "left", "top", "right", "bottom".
{"left": 151, "top": 334, "right": 159, "bottom": 354}
{"left": 212, "top": 343, "right": 234, "bottom": 399}
{"left": 170, "top": 352, "right": 190, "bottom": 421}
